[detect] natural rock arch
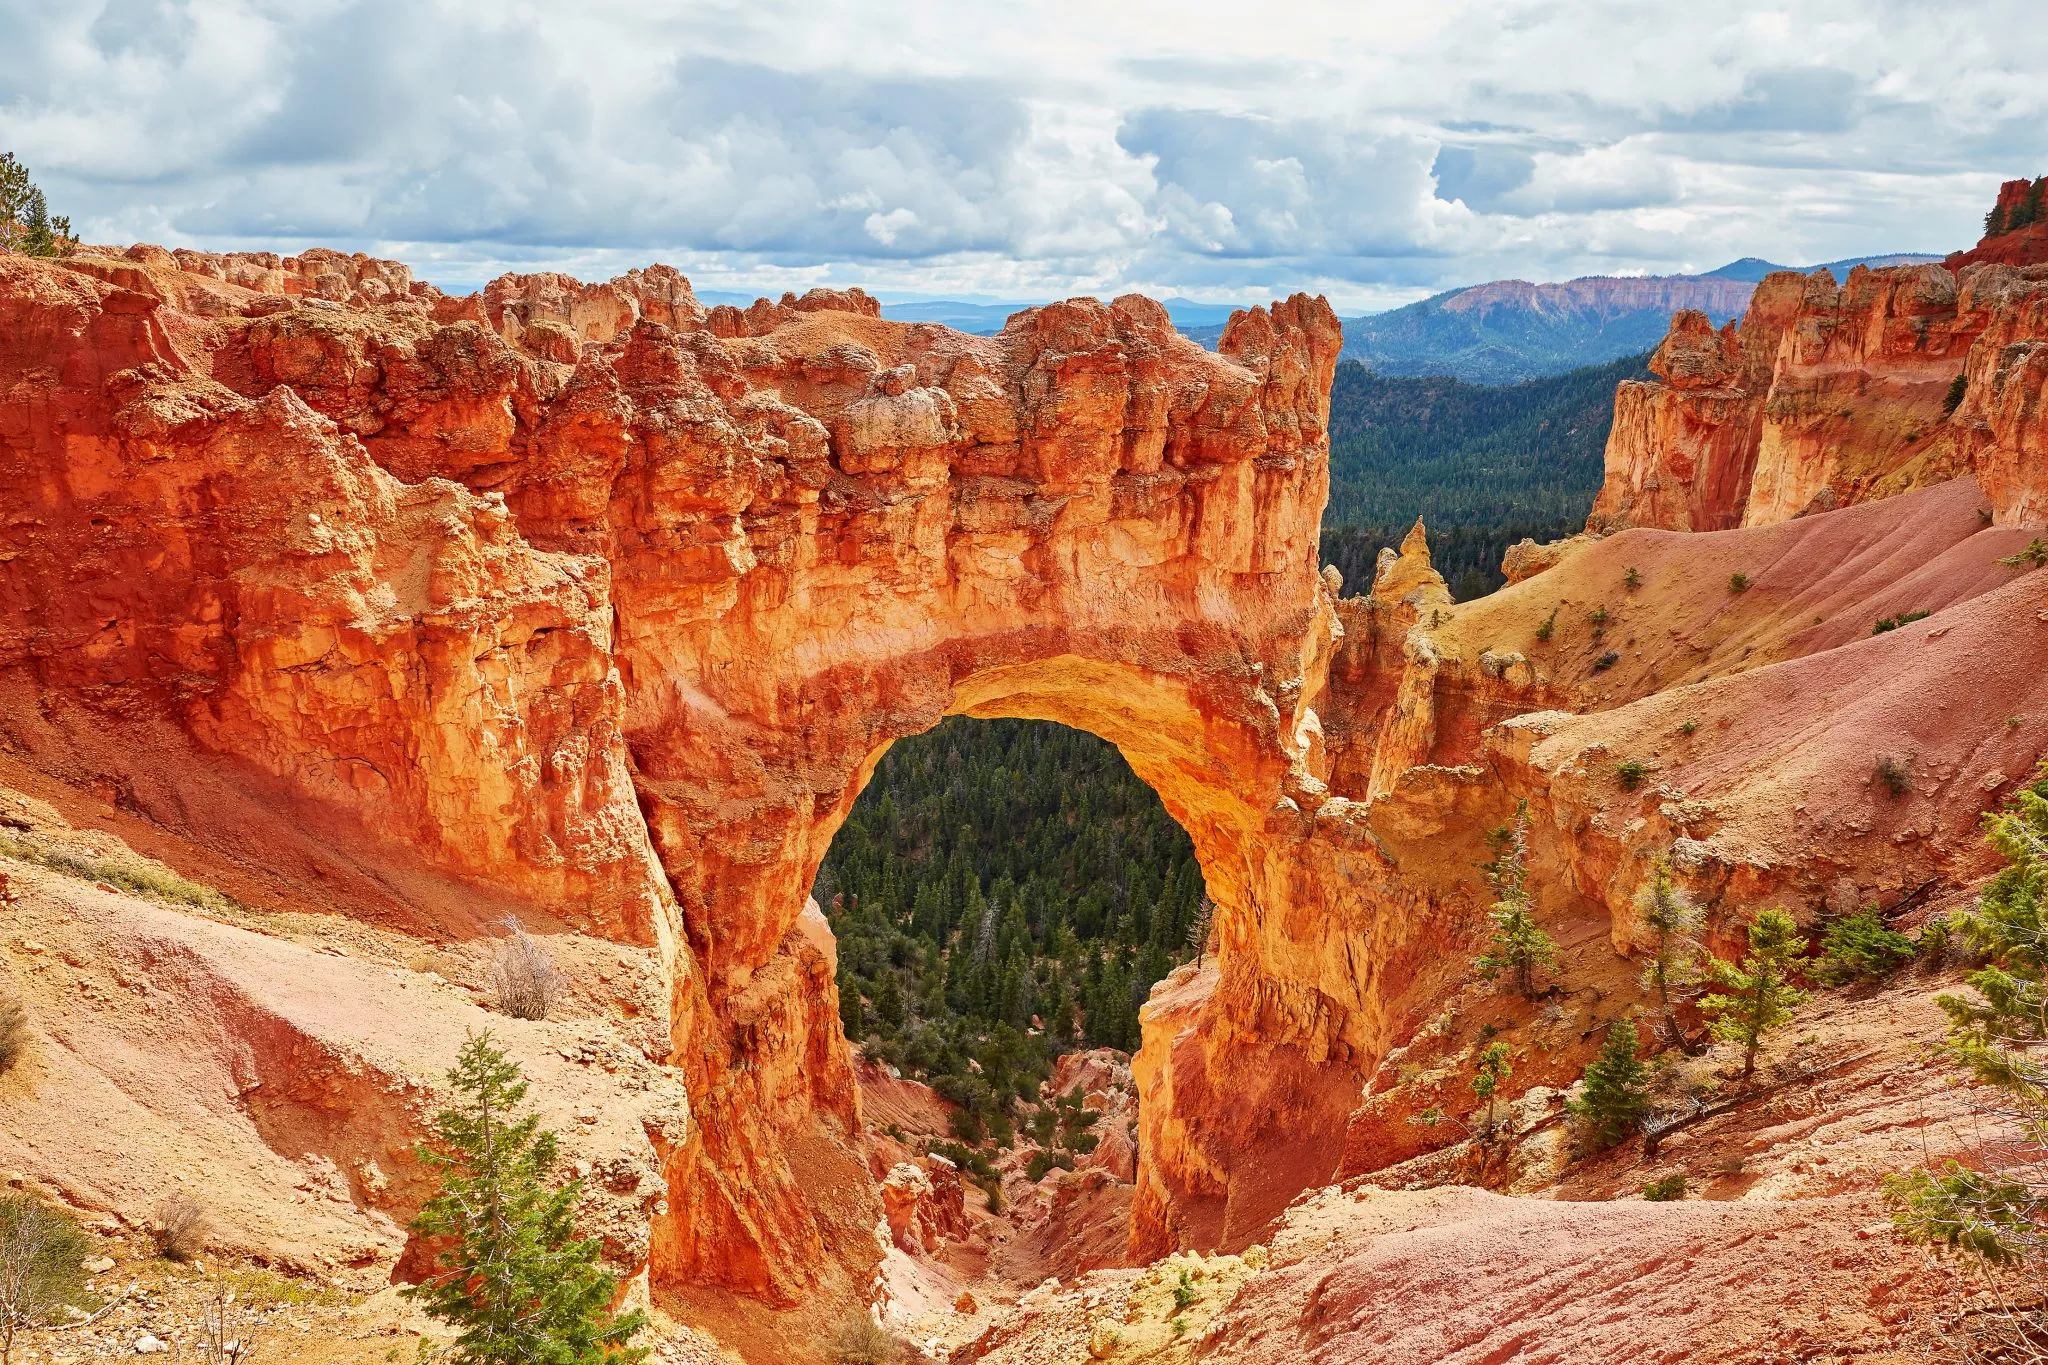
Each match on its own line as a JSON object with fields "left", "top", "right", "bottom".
{"left": 1, "top": 250, "right": 1400, "bottom": 1306}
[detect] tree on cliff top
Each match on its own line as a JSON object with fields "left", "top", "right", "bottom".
{"left": 1476, "top": 803, "right": 1556, "bottom": 998}
{"left": 404, "top": 1032, "right": 646, "bottom": 1365}
{"left": 0, "top": 155, "right": 75, "bottom": 260}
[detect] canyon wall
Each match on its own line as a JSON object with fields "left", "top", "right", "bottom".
{"left": 12, "top": 209, "right": 2048, "bottom": 1341}
{"left": 1592, "top": 194, "right": 2048, "bottom": 536}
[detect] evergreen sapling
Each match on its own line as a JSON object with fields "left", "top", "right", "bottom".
{"left": 1476, "top": 804, "right": 1557, "bottom": 998}
{"left": 1699, "top": 909, "right": 1811, "bottom": 1081}
{"left": 1635, "top": 860, "right": 1705, "bottom": 1054}
{"left": 404, "top": 1031, "right": 647, "bottom": 1364}
{"left": 1570, "top": 1017, "right": 1652, "bottom": 1149}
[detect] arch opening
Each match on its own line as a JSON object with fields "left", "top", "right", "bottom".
{"left": 817, "top": 712, "right": 1209, "bottom": 1141}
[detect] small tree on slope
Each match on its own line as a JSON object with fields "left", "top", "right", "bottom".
{"left": 1700, "top": 909, "right": 1811, "bottom": 1081}
{"left": 1570, "top": 1017, "right": 1652, "bottom": 1149}
{"left": 1471, "top": 1041, "right": 1514, "bottom": 1140}
{"left": 1636, "top": 859, "right": 1705, "bottom": 1054}
{"left": 1476, "top": 803, "right": 1556, "bottom": 998}
{"left": 404, "top": 1032, "right": 647, "bottom": 1365}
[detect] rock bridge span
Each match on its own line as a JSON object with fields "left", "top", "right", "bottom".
{"left": 2, "top": 249, "right": 1442, "bottom": 1304}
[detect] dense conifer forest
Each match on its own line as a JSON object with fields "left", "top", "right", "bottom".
{"left": 1320, "top": 352, "right": 1649, "bottom": 599}
{"left": 816, "top": 719, "right": 1206, "bottom": 1140}
{"left": 819, "top": 350, "right": 1648, "bottom": 1141}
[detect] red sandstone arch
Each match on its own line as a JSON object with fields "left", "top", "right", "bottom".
{"left": 0, "top": 250, "right": 1398, "bottom": 1308}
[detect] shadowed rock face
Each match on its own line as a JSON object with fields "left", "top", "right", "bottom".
{"left": 0, "top": 245, "right": 1363, "bottom": 1304}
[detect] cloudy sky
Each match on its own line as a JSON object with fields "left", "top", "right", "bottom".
{"left": 1, "top": 0, "right": 2040, "bottom": 309}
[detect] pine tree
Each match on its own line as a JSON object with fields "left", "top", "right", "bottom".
{"left": 1187, "top": 896, "right": 1216, "bottom": 968}
{"left": 1570, "top": 1017, "right": 1651, "bottom": 1148}
{"left": 1986, "top": 200, "right": 2009, "bottom": 238}
{"left": 1476, "top": 804, "right": 1556, "bottom": 997}
{"left": 838, "top": 976, "right": 864, "bottom": 1042}
{"left": 874, "top": 970, "right": 906, "bottom": 1030}
{"left": 0, "top": 154, "right": 75, "bottom": 260}
{"left": 1636, "top": 860, "right": 1704, "bottom": 1053}
{"left": 1699, "top": 909, "right": 1810, "bottom": 1081}
{"left": 404, "top": 1032, "right": 647, "bottom": 1365}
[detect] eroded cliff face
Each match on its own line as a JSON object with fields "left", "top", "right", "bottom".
{"left": 0, "top": 245, "right": 1353, "bottom": 1313}
{"left": 12, "top": 224, "right": 2048, "bottom": 1356}
{"left": 1592, "top": 247, "right": 2048, "bottom": 534}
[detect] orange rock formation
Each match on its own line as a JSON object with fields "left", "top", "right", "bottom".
{"left": 10, "top": 195, "right": 2048, "bottom": 1361}
{"left": 1593, "top": 185, "right": 2048, "bottom": 535}
{"left": 0, "top": 244, "right": 1354, "bottom": 1313}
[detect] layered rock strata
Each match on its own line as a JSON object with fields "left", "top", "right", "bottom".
{"left": 1595, "top": 182, "right": 2048, "bottom": 538}
{"left": 0, "top": 245, "right": 1357, "bottom": 1307}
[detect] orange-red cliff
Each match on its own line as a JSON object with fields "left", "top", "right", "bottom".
{"left": 1593, "top": 181, "right": 2048, "bottom": 534}
{"left": 0, "top": 243, "right": 1347, "bottom": 1320}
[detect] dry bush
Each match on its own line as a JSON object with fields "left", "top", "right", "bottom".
{"left": 150, "top": 1193, "right": 210, "bottom": 1261}
{"left": 0, "top": 989, "right": 28, "bottom": 1074}
{"left": 194, "top": 1270, "right": 263, "bottom": 1363}
{"left": 492, "top": 921, "right": 565, "bottom": 1021}
{"left": 826, "top": 1312, "right": 913, "bottom": 1365}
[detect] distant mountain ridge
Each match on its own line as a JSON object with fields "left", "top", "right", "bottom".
{"left": 1185, "top": 253, "right": 1938, "bottom": 383}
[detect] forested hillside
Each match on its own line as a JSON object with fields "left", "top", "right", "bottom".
{"left": 820, "top": 351, "right": 1647, "bottom": 1141}
{"left": 1321, "top": 352, "right": 1647, "bottom": 598}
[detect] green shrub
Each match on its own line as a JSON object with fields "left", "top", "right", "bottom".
{"left": 0, "top": 1193, "right": 93, "bottom": 1362}
{"left": 1728, "top": 572, "right": 1751, "bottom": 593}
{"left": 1025, "top": 1150, "right": 1074, "bottom": 1181}
{"left": 1872, "top": 610, "right": 1930, "bottom": 634}
{"left": 1874, "top": 755, "right": 1912, "bottom": 798}
{"left": 1534, "top": 608, "right": 1557, "bottom": 643}
{"left": 1642, "top": 1174, "right": 1687, "bottom": 1201}
{"left": 826, "top": 1313, "right": 914, "bottom": 1364}
{"left": 1943, "top": 371, "right": 1968, "bottom": 415}
{"left": 1570, "top": 1018, "right": 1651, "bottom": 1149}
{"left": 1679, "top": 719, "right": 1699, "bottom": 736}
{"left": 1593, "top": 650, "right": 1620, "bottom": 671}
{"left": 1624, "top": 567, "right": 1642, "bottom": 591}
{"left": 0, "top": 832, "right": 240, "bottom": 914}
{"left": 1616, "top": 760, "right": 1649, "bottom": 792}
{"left": 1172, "top": 1265, "right": 1197, "bottom": 1311}
{"left": 1818, "top": 908, "right": 1917, "bottom": 985}
{"left": 2000, "top": 539, "right": 2048, "bottom": 569}
{"left": 0, "top": 990, "right": 26, "bottom": 1074}
{"left": 928, "top": 1140, "right": 997, "bottom": 1181}
{"left": 1586, "top": 606, "right": 1610, "bottom": 632}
